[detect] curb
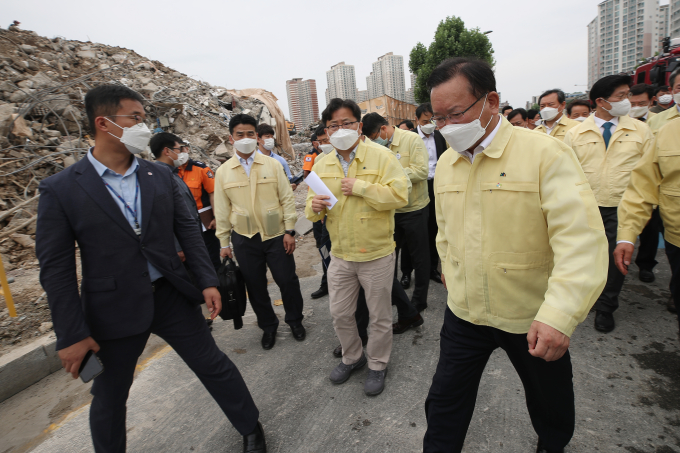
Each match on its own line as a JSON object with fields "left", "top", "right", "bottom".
{"left": 0, "top": 334, "right": 61, "bottom": 403}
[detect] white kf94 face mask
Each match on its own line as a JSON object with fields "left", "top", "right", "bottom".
{"left": 234, "top": 138, "right": 258, "bottom": 155}
{"left": 420, "top": 123, "right": 436, "bottom": 135}
{"left": 629, "top": 106, "right": 649, "bottom": 118}
{"left": 172, "top": 152, "right": 189, "bottom": 167}
{"left": 263, "top": 138, "right": 276, "bottom": 151}
{"left": 438, "top": 95, "right": 493, "bottom": 153}
{"left": 319, "top": 144, "right": 334, "bottom": 154}
{"left": 539, "top": 107, "right": 560, "bottom": 121}
{"left": 329, "top": 128, "right": 360, "bottom": 151}
{"left": 602, "top": 98, "right": 631, "bottom": 117}
{"left": 106, "top": 119, "right": 152, "bottom": 154}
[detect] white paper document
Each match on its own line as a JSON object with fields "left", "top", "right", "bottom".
{"left": 305, "top": 171, "right": 338, "bottom": 210}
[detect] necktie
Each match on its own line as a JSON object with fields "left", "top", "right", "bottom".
{"left": 602, "top": 122, "right": 613, "bottom": 148}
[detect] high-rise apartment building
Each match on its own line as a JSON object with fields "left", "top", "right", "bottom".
{"left": 365, "top": 53, "right": 406, "bottom": 101}
{"left": 357, "top": 90, "right": 368, "bottom": 103}
{"left": 660, "top": 4, "right": 670, "bottom": 42}
{"left": 326, "top": 62, "right": 357, "bottom": 102}
{"left": 286, "top": 78, "right": 319, "bottom": 129}
{"left": 587, "top": 0, "right": 661, "bottom": 88}
{"left": 671, "top": 0, "right": 680, "bottom": 38}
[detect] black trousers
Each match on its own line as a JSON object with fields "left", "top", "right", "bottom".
{"left": 594, "top": 207, "right": 627, "bottom": 313}
{"left": 636, "top": 208, "right": 663, "bottom": 271}
{"left": 664, "top": 240, "right": 680, "bottom": 330}
{"left": 423, "top": 308, "right": 575, "bottom": 452}
{"left": 231, "top": 232, "right": 304, "bottom": 333}
{"left": 312, "top": 219, "right": 330, "bottom": 288}
{"left": 394, "top": 207, "right": 430, "bottom": 307}
{"left": 202, "top": 228, "right": 222, "bottom": 272}
{"left": 402, "top": 180, "right": 439, "bottom": 275}
{"left": 89, "top": 278, "right": 259, "bottom": 453}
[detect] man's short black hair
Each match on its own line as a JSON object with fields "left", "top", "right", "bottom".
{"left": 150, "top": 132, "right": 184, "bottom": 159}
{"left": 321, "top": 98, "right": 361, "bottom": 125}
{"left": 256, "top": 123, "right": 275, "bottom": 137}
{"left": 398, "top": 120, "right": 415, "bottom": 130}
{"left": 84, "top": 85, "right": 145, "bottom": 133}
{"left": 314, "top": 124, "right": 327, "bottom": 138}
{"left": 538, "top": 89, "right": 566, "bottom": 105}
{"left": 415, "top": 102, "right": 433, "bottom": 119}
{"left": 427, "top": 57, "right": 496, "bottom": 100}
{"left": 669, "top": 69, "right": 680, "bottom": 89}
{"left": 501, "top": 105, "right": 513, "bottom": 114}
{"left": 507, "top": 108, "right": 527, "bottom": 122}
{"left": 566, "top": 99, "right": 592, "bottom": 115}
{"left": 229, "top": 114, "right": 258, "bottom": 134}
{"left": 361, "top": 113, "right": 389, "bottom": 137}
{"left": 527, "top": 109, "right": 539, "bottom": 119}
{"left": 655, "top": 85, "right": 670, "bottom": 95}
{"left": 629, "top": 84, "right": 653, "bottom": 99}
{"left": 589, "top": 74, "right": 632, "bottom": 104}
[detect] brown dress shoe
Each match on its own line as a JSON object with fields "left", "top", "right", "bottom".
{"left": 393, "top": 314, "right": 424, "bottom": 334}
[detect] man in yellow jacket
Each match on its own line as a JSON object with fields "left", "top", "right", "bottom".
{"left": 214, "top": 114, "right": 305, "bottom": 351}
{"left": 362, "top": 113, "right": 431, "bottom": 323}
{"left": 648, "top": 70, "right": 680, "bottom": 135}
{"left": 564, "top": 74, "right": 654, "bottom": 333}
{"left": 422, "top": 58, "right": 608, "bottom": 453}
{"left": 306, "top": 98, "right": 409, "bottom": 397}
{"left": 614, "top": 118, "right": 680, "bottom": 336}
{"left": 533, "top": 89, "right": 579, "bottom": 141}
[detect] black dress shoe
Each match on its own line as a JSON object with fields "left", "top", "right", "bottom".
{"left": 332, "top": 335, "right": 368, "bottom": 358}
{"left": 291, "top": 324, "right": 306, "bottom": 341}
{"left": 594, "top": 310, "right": 615, "bottom": 332}
{"left": 536, "top": 438, "right": 564, "bottom": 453}
{"left": 639, "top": 268, "right": 655, "bottom": 283}
{"left": 261, "top": 331, "right": 276, "bottom": 350}
{"left": 400, "top": 273, "right": 411, "bottom": 289}
{"left": 393, "top": 314, "right": 424, "bottom": 334}
{"left": 311, "top": 285, "right": 328, "bottom": 299}
{"left": 430, "top": 270, "right": 442, "bottom": 284}
{"left": 668, "top": 296, "right": 677, "bottom": 313}
{"left": 243, "top": 421, "right": 267, "bottom": 453}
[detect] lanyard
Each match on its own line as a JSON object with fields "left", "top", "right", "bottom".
{"left": 102, "top": 177, "right": 141, "bottom": 235}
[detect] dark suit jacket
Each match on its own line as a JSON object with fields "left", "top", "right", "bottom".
{"left": 36, "top": 156, "right": 219, "bottom": 350}
{"left": 433, "top": 129, "right": 447, "bottom": 160}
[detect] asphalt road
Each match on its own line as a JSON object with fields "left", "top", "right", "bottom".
{"left": 6, "top": 254, "right": 680, "bottom": 453}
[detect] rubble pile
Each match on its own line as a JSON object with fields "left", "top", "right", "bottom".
{"left": 0, "top": 26, "right": 298, "bottom": 272}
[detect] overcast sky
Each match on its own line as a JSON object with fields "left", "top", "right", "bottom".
{"left": 2, "top": 0, "right": 664, "bottom": 119}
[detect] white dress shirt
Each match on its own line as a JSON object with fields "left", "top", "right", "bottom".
{"left": 418, "top": 125, "right": 438, "bottom": 180}
{"left": 238, "top": 154, "right": 255, "bottom": 177}
{"left": 593, "top": 114, "right": 619, "bottom": 135}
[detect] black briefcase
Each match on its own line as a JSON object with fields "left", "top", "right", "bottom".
{"left": 217, "top": 257, "right": 247, "bottom": 329}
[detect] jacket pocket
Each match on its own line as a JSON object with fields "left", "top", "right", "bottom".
{"left": 660, "top": 187, "right": 680, "bottom": 228}
{"left": 81, "top": 276, "right": 117, "bottom": 292}
{"left": 444, "top": 246, "right": 467, "bottom": 311}
{"left": 353, "top": 210, "right": 390, "bottom": 254}
{"left": 230, "top": 209, "right": 252, "bottom": 235}
{"left": 263, "top": 204, "right": 283, "bottom": 237}
{"left": 486, "top": 251, "right": 550, "bottom": 320}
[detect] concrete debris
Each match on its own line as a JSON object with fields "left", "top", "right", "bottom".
{"left": 0, "top": 25, "right": 303, "bottom": 273}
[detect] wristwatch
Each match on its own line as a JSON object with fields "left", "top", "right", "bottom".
{"left": 285, "top": 229, "right": 296, "bottom": 237}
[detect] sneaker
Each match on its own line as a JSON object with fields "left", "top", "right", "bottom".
{"left": 329, "top": 354, "right": 367, "bottom": 384}
{"left": 364, "top": 368, "right": 388, "bottom": 396}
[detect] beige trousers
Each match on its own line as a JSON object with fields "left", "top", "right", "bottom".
{"left": 327, "top": 252, "right": 394, "bottom": 371}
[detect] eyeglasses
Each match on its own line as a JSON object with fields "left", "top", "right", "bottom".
{"left": 431, "top": 94, "right": 487, "bottom": 126}
{"left": 327, "top": 121, "right": 359, "bottom": 132}
{"left": 167, "top": 146, "right": 187, "bottom": 153}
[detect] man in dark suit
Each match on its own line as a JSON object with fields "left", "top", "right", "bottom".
{"left": 400, "top": 102, "right": 447, "bottom": 289}
{"left": 36, "top": 85, "right": 266, "bottom": 453}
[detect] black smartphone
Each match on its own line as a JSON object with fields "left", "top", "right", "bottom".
{"left": 79, "top": 350, "right": 104, "bottom": 383}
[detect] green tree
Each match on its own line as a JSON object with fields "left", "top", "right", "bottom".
{"left": 409, "top": 16, "right": 495, "bottom": 104}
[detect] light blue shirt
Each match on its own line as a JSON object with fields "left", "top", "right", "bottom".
{"left": 257, "top": 149, "right": 293, "bottom": 181}
{"left": 238, "top": 154, "right": 255, "bottom": 177}
{"left": 336, "top": 147, "right": 357, "bottom": 177}
{"left": 87, "top": 150, "right": 163, "bottom": 282}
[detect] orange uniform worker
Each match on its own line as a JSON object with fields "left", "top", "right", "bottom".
{"left": 177, "top": 156, "right": 221, "bottom": 270}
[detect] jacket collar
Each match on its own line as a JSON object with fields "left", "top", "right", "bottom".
{"left": 390, "top": 126, "right": 403, "bottom": 148}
